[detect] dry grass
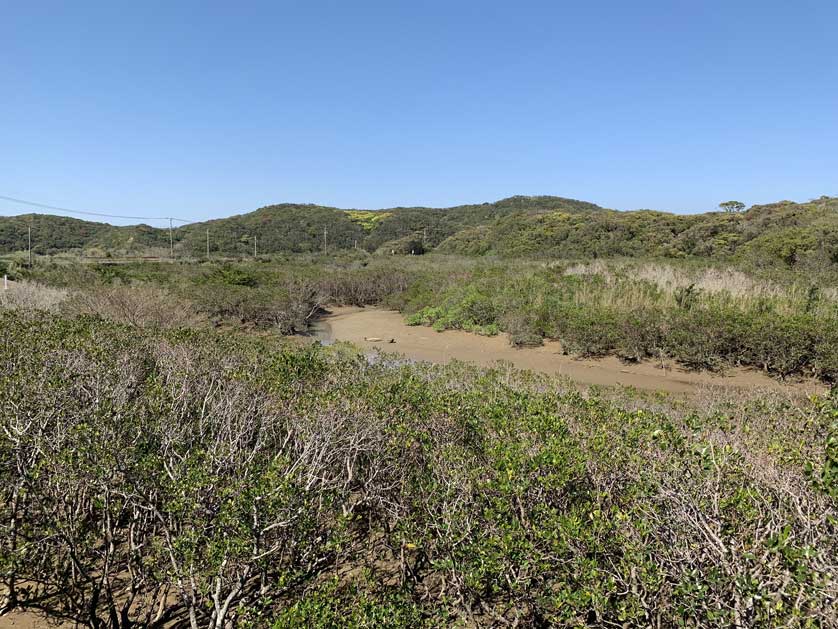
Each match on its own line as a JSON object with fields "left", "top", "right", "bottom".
{"left": 63, "top": 284, "right": 206, "bottom": 329}
{"left": 0, "top": 281, "right": 68, "bottom": 313}
{"left": 564, "top": 260, "right": 783, "bottom": 297}
{"left": 562, "top": 260, "right": 835, "bottom": 313}
{"left": 633, "top": 264, "right": 786, "bottom": 299}
{"left": 561, "top": 260, "right": 611, "bottom": 278}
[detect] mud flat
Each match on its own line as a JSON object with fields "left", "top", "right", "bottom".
{"left": 0, "top": 611, "right": 53, "bottom": 628}
{"left": 313, "top": 307, "right": 826, "bottom": 396}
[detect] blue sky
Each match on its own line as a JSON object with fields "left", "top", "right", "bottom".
{"left": 1, "top": 1, "right": 836, "bottom": 225}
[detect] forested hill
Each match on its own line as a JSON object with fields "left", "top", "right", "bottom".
{"left": 1, "top": 195, "right": 836, "bottom": 268}
{"left": 438, "top": 196, "right": 838, "bottom": 268}
{"left": 0, "top": 213, "right": 171, "bottom": 256}
{"left": 0, "top": 196, "right": 603, "bottom": 256}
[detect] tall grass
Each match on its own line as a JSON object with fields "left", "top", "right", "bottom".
{"left": 15, "top": 253, "right": 838, "bottom": 379}
{"left": 399, "top": 259, "right": 838, "bottom": 379}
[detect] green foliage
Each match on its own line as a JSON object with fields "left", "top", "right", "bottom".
{"left": 439, "top": 197, "right": 838, "bottom": 270}
{"left": 268, "top": 580, "right": 433, "bottom": 628}
{"left": 0, "top": 195, "right": 605, "bottom": 257}
{"left": 674, "top": 283, "right": 700, "bottom": 309}
{"left": 344, "top": 209, "right": 393, "bottom": 232}
{"left": 406, "top": 283, "right": 501, "bottom": 336}
{"left": 1, "top": 311, "right": 836, "bottom": 626}
{"left": 362, "top": 195, "right": 604, "bottom": 252}
{"left": 179, "top": 204, "right": 367, "bottom": 256}
{"left": 13, "top": 251, "right": 838, "bottom": 381}
{"left": 3, "top": 196, "right": 837, "bottom": 273}
{"left": 0, "top": 213, "right": 109, "bottom": 254}
{"left": 202, "top": 263, "right": 259, "bottom": 286}
{"left": 719, "top": 200, "right": 746, "bottom": 213}
{"left": 394, "top": 261, "right": 838, "bottom": 380}
{"left": 739, "top": 227, "right": 820, "bottom": 267}
{"left": 818, "top": 389, "right": 838, "bottom": 498}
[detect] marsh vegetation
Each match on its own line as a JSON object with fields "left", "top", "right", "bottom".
{"left": 1, "top": 309, "right": 836, "bottom": 627}
{"left": 7, "top": 251, "right": 836, "bottom": 382}
{"left": 1, "top": 219, "right": 837, "bottom": 626}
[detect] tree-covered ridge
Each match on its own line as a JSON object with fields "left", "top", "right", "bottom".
{"left": 0, "top": 196, "right": 602, "bottom": 256}
{"left": 362, "top": 195, "right": 605, "bottom": 251}
{"left": 0, "top": 214, "right": 174, "bottom": 256}
{"left": 0, "top": 195, "right": 835, "bottom": 268}
{"left": 438, "top": 196, "right": 838, "bottom": 267}
{"left": 89, "top": 223, "right": 176, "bottom": 252}
{"left": 177, "top": 203, "right": 368, "bottom": 255}
{"left": 0, "top": 213, "right": 109, "bottom": 254}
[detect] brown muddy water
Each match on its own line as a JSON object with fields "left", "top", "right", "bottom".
{"left": 311, "top": 307, "right": 825, "bottom": 397}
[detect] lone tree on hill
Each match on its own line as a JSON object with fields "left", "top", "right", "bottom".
{"left": 719, "top": 200, "right": 746, "bottom": 213}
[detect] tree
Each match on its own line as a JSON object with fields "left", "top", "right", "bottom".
{"left": 719, "top": 200, "right": 746, "bottom": 213}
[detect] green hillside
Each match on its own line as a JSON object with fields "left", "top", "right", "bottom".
{"left": 89, "top": 224, "right": 174, "bottom": 252}
{"left": 361, "top": 195, "right": 605, "bottom": 251}
{"left": 177, "top": 204, "right": 367, "bottom": 256}
{"left": 438, "top": 196, "right": 838, "bottom": 268}
{"left": 0, "top": 214, "right": 108, "bottom": 254}
{"left": 0, "top": 214, "right": 172, "bottom": 256}
{"left": 0, "top": 196, "right": 605, "bottom": 257}
{"left": 1, "top": 195, "right": 836, "bottom": 269}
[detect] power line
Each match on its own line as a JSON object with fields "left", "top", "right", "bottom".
{"left": 0, "top": 194, "right": 191, "bottom": 223}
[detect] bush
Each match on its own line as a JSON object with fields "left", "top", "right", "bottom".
{"left": 267, "top": 580, "right": 432, "bottom": 628}
{"left": 63, "top": 284, "right": 204, "bottom": 328}
{"left": 613, "top": 306, "right": 662, "bottom": 362}
{"left": 0, "top": 280, "right": 68, "bottom": 312}
{"left": 392, "top": 261, "right": 837, "bottom": 380}
{"left": 202, "top": 263, "right": 258, "bottom": 287}
{"left": 551, "top": 304, "right": 621, "bottom": 356}
{"left": 1, "top": 312, "right": 837, "bottom": 626}
{"left": 500, "top": 311, "right": 542, "bottom": 347}
{"left": 319, "top": 268, "right": 410, "bottom": 306}
{"left": 814, "top": 328, "right": 838, "bottom": 382}
{"left": 739, "top": 314, "right": 816, "bottom": 377}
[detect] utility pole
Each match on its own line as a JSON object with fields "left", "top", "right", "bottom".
{"left": 254, "top": 236, "right": 257, "bottom": 258}
{"left": 423, "top": 227, "right": 427, "bottom": 248}
{"left": 28, "top": 226, "right": 32, "bottom": 266}
{"left": 168, "top": 218, "right": 174, "bottom": 258}
{"left": 323, "top": 227, "right": 327, "bottom": 255}
{"left": 206, "top": 229, "right": 210, "bottom": 258}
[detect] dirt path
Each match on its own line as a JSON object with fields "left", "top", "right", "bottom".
{"left": 314, "top": 307, "right": 825, "bottom": 396}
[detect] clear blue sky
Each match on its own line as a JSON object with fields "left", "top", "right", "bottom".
{"left": 1, "top": 1, "right": 836, "bottom": 225}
